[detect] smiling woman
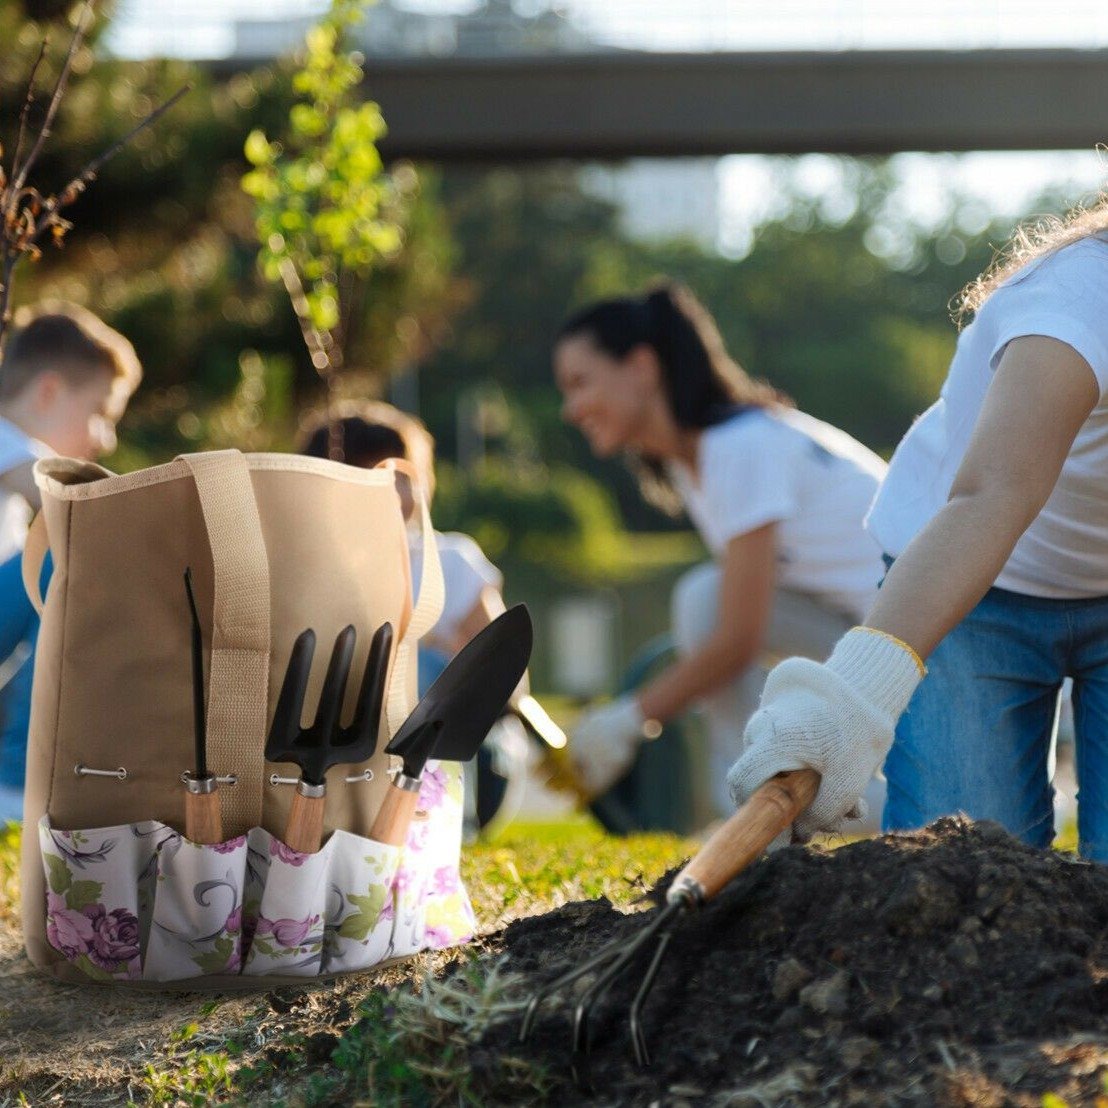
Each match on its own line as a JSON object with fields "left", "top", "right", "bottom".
{"left": 553, "top": 282, "right": 888, "bottom": 820}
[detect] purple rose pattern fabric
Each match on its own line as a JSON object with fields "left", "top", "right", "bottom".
{"left": 38, "top": 759, "right": 471, "bottom": 981}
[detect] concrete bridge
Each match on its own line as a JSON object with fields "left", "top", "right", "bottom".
{"left": 211, "top": 48, "right": 1108, "bottom": 160}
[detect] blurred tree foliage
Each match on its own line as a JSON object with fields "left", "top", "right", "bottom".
{"left": 0, "top": 1, "right": 1090, "bottom": 571}
{"left": 0, "top": 0, "right": 457, "bottom": 468}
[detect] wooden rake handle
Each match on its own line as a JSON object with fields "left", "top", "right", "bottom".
{"left": 669, "top": 768, "right": 821, "bottom": 905}
{"left": 283, "top": 787, "right": 327, "bottom": 854}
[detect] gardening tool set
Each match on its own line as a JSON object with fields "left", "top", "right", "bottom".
{"left": 520, "top": 767, "right": 820, "bottom": 1073}
{"left": 28, "top": 448, "right": 503, "bottom": 986}
{"left": 255, "top": 604, "right": 532, "bottom": 853}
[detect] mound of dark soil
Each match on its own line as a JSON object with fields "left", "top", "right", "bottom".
{"left": 475, "top": 818, "right": 1108, "bottom": 1106}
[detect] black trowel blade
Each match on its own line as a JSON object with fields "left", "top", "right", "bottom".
{"left": 386, "top": 604, "right": 533, "bottom": 779}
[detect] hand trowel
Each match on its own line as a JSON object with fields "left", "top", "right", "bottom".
{"left": 369, "top": 604, "right": 534, "bottom": 846}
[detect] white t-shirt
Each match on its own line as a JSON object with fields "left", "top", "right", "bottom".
{"left": 670, "top": 408, "right": 887, "bottom": 621}
{"left": 867, "top": 236, "right": 1108, "bottom": 599}
{"left": 0, "top": 417, "right": 49, "bottom": 564}
{"left": 410, "top": 530, "right": 503, "bottom": 651}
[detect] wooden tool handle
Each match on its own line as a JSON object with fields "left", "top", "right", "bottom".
{"left": 672, "top": 768, "right": 821, "bottom": 904}
{"left": 369, "top": 784, "right": 421, "bottom": 846}
{"left": 184, "top": 789, "right": 224, "bottom": 846}
{"left": 283, "top": 788, "right": 326, "bottom": 854}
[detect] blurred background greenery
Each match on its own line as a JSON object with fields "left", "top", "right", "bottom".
{"left": 0, "top": 0, "right": 1094, "bottom": 688}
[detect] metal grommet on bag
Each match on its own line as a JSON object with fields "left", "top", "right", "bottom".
{"left": 74, "top": 763, "right": 128, "bottom": 780}
{"left": 268, "top": 770, "right": 374, "bottom": 786}
{"left": 179, "top": 772, "right": 237, "bottom": 787}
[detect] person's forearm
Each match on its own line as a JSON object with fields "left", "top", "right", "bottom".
{"left": 866, "top": 484, "right": 1043, "bottom": 660}
{"left": 638, "top": 634, "right": 759, "bottom": 723}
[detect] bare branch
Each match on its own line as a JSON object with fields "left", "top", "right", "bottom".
{"left": 71, "top": 83, "right": 191, "bottom": 185}
{"left": 27, "top": 84, "right": 192, "bottom": 251}
{"left": 278, "top": 256, "right": 346, "bottom": 460}
{"left": 277, "top": 256, "right": 343, "bottom": 377}
{"left": 12, "top": 0, "right": 95, "bottom": 193}
{"left": 11, "top": 37, "right": 50, "bottom": 187}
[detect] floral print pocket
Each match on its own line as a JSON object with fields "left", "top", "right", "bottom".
{"left": 40, "top": 817, "right": 401, "bottom": 982}
{"left": 38, "top": 760, "right": 474, "bottom": 983}
{"left": 144, "top": 834, "right": 248, "bottom": 981}
{"left": 39, "top": 820, "right": 176, "bottom": 982}
{"left": 240, "top": 828, "right": 400, "bottom": 978}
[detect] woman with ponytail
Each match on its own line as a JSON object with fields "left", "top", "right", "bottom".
{"left": 554, "top": 283, "right": 887, "bottom": 815}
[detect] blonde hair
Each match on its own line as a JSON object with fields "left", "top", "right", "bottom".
{"left": 0, "top": 301, "right": 142, "bottom": 411}
{"left": 297, "top": 400, "right": 436, "bottom": 500}
{"left": 956, "top": 189, "right": 1108, "bottom": 322}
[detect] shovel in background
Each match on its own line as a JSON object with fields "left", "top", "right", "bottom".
{"left": 266, "top": 622, "right": 394, "bottom": 853}
{"left": 182, "top": 568, "right": 223, "bottom": 844}
{"left": 369, "top": 604, "right": 534, "bottom": 846}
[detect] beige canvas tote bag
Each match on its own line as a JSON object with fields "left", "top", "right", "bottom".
{"left": 19, "top": 449, "right": 452, "bottom": 987}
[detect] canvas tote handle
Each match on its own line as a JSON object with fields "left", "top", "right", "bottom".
{"left": 22, "top": 511, "right": 49, "bottom": 615}
{"left": 177, "top": 450, "right": 271, "bottom": 836}
{"left": 380, "top": 458, "right": 444, "bottom": 734}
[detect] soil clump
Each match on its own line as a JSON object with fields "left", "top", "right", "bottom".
{"left": 475, "top": 817, "right": 1108, "bottom": 1106}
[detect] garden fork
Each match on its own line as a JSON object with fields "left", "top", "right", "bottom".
{"left": 519, "top": 768, "right": 820, "bottom": 1073}
{"left": 265, "top": 622, "right": 394, "bottom": 852}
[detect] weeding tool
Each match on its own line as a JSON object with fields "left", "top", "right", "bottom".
{"left": 519, "top": 767, "right": 820, "bottom": 1071}
{"left": 266, "top": 622, "right": 394, "bottom": 853}
{"left": 369, "top": 604, "right": 533, "bottom": 846}
{"left": 183, "top": 568, "right": 222, "bottom": 844}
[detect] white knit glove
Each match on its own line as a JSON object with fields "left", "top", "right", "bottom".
{"left": 571, "top": 695, "right": 653, "bottom": 797}
{"left": 727, "top": 628, "right": 925, "bottom": 842}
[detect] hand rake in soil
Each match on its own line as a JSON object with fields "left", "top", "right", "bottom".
{"left": 519, "top": 767, "right": 820, "bottom": 1070}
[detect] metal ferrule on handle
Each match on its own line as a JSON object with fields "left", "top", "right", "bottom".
{"left": 393, "top": 772, "right": 422, "bottom": 793}
{"left": 665, "top": 768, "right": 821, "bottom": 907}
{"left": 184, "top": 773, "right": 217, "bottom": 796}
{"left": 296, "top": 780, "right": 327, "bottom": 799}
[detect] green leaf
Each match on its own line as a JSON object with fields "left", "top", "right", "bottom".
{"left": 73, "top": 954, "right": 116, "bottom": 983}
{"left": 65, "top": 879, "right": 103, "bottom": 912}
{"left": 243, "top": 129, "right": 274, "bottom": 167}
{"left": 44, "top": 853, "right": 72, "bottom": 895}
{"left": 191, "top": 936, "right": 237, "bottom": 975}
{"left": 337, "top": 887, "right": 387, "bottom": 941}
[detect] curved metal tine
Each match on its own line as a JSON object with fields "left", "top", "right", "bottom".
{"left": 265, "top": 629, "right": 316, "bottom": 760}
{"left": 314, "top": 625, "right": 356, "bottom": 747}
{"left": 629, "top": 926, "right": 674, "bottom": 1067}
{"left": 339, "top": 622, "right": 393, "bottom": 751}
{"left": 520, "top": 929, "right": 633, "bottom": 1042}
{"left": 572, "top": 902, "right": 680, "bottom": 1058}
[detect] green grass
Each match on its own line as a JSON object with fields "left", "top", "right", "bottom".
{"left": 0, "top": 816, "right": 694, "bottom": 1106}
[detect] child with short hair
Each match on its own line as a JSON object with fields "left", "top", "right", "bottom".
{"left": 0, "top": 303, "right": 141, "bottom": 821}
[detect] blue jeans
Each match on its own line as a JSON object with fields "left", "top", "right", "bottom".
{"left": 882, "top": 581, "right": 1108, "bottom": 860}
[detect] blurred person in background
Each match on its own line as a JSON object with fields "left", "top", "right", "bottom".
{"left": 298, "top": 401, "right": 563, "bottom": 835}
{"left": 0, "top": 303, "right": 141, "bottom": 822}
{"left": 554, "top": 282, "right": 887, "bottom": 820}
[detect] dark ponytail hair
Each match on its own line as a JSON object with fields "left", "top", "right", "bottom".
{"left": 556, "top": 281, "right": 789, "bottom": 514}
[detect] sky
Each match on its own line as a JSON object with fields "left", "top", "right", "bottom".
{"left": 107, "top": 0, "right": 1108, "bottom": 251}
